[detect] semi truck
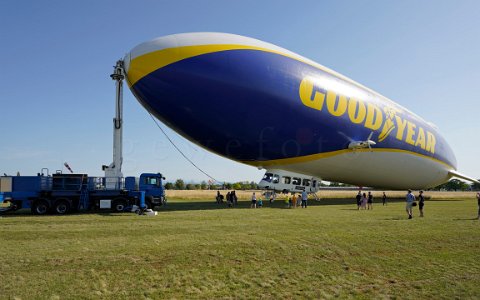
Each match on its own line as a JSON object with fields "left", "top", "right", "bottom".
{"left": 0, "top": 60, "right": 166, "bottom": 215}
{"left": 0, "top": 171, "right": 166, "bottom": 215}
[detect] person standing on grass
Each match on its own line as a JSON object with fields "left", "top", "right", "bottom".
{"left": 418, "top": 191, "right": 425, "bottom": 217}
{"left": 283, "top": 193, "right": 289, "bottom": 208}
{"left": 361, "top": 193, "right": 368, "bottom": 210}
{"left": 476, "top": 192, "right": 480, "bottom": 220}
{"left": 257, "top": 195, "right": 263, "bottom": 208}
{"left": 356, "top": 191, "right": 362, "bottom": 210}
{"left": 226, "top": 192, "right": 231, "bottom": 207}
{"left": 406, "top": 189, "right": 415, "bottom": 219}
{"left": 232, "top": 190, "right": 238, "bottom": 207}
{"left": 367, "top": 191, "right": 373, "bottom": 210}
{"left": 291, "top": 193, "right": 297, "bottom": 208}
{"left": 382, "top": 192, "right": 387, "bottom": 206}
{"left": 251, "top": 192, "right": 257, "bottom": 208}
{"left": 301, "top": 190, "right": 308, "bottom": 208}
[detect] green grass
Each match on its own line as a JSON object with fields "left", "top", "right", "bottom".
{"left": 1, "top": 196, "right": 479, "bottom": 299}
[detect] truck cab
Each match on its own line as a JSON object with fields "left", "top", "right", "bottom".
{"left": 125, "top": 173, "right": 166, "bottom": 208}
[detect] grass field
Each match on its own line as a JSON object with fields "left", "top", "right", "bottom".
{"left": 1, "top": 191, "right": 479, "bottom": 299}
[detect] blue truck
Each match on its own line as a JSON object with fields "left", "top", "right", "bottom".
{"left": 0, "top": 171, "right": 166, "bottom": 215}
{"left": 0, "top": 61, "right": 169, "bottom": 215}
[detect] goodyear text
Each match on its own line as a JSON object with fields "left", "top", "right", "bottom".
{"left": 299, "top": 76, "right": 436, "bottom": 154}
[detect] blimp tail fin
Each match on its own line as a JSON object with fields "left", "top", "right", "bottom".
{"left": 448, "top": 170, "right": 480, "bottom": 184}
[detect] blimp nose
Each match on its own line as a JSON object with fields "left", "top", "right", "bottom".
{"left": 122, "top": 52, "right": 131, "bottom": 81}
{"left": 124, "top": 33, "right": 363, "bottom": 165}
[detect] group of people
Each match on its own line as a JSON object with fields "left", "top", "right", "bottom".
{"left": 355, "top": 191, "right": 376, "bottom": 210}
{"left": 355, "top": 190, "right": 426, "bottom": 219}
{"left": 251, "top": 191, "right": 308, "bottom": 208}
{"left": 216, "top": 190, "right": 238, "bottom": 207}
{"left": 282, "top": 191, "right": 309, "bottom": 209}
{"left": 219, "top": 189, "right": 480, "bottom": 218}
{"left": 405, "top": 190, "right": 425, "bottom": 219}
{"left": 216, "top": 190, "right": 310, "bottom": 209}
{"left": 250, "top": 192, "right": 263, "bottom": 208}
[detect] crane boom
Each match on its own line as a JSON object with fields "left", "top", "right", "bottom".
{"left": 103, "top": 60, "right": 124, "bottom": 189}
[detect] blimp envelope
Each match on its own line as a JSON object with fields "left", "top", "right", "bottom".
{"left": 122, "top": 32, "right": 469, "bottom": 189}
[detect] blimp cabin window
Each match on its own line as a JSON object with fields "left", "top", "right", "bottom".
{"left": 292, "top": 177, "right": 301, "bottom": 185}
{"left": 263, "top": 173, "right": 273, "bottom": 182}
{"left": 282, "top": 176, "right": 291, "bottom": 184}
{"left": 272, "top": 174, "right": 280, "bottom": 184}
{"left": 302, "top": 179, "right": 311, "bottom": 187}
{"left": 312, "top": 180, "right": 317, "bottom": 188}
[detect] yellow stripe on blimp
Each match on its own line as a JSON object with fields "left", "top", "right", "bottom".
{"left": 127, "top": 44, "right": 281, "bottom": 86}
{"left": 127, "top": 44, "right": 333, "bottom": 87}
{"left": 242, "top": 148, "right": 454, "bottom": 169}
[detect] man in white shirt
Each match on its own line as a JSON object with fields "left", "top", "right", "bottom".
{"left": 406, "top": 190, "right": 416, "bottom": 219}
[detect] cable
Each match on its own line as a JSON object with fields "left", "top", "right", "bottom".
{"left": 147, "top": 112, "right": 222, "bottom": 184}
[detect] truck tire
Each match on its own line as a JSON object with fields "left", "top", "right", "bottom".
{"left": 32, "top": 200, "right": 49, "bottom": 215}
{"left": 145, "top": 195, "right": 154, "bottom": 209}
{"left": 112, "top": 198, "right": 127, "bottom": 212}
{"left": 54, "top": 199, "right": 71, "bottom": 215}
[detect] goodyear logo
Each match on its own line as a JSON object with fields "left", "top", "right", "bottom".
{"left": 299, "top": 76, "right": 436, "bottom": 154}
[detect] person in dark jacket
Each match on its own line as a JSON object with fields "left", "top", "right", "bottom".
{"left": 367, "top": 191, "right": 373, "bottom": 210}
{"left": 418, "top": 190, "right": 425, "bottom": 217}
{"left": 356, "top": 191, "right": 362, "bottom": 210}
{"left": 476, "top": 192, "right": 480, "bottom": 220}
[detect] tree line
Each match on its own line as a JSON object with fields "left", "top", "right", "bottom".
{"left": 164, "top": 179, "right": 260, "bottom": 190}
{"left": 165, "top": 178, "right": 480, "bottom": 191}
{"left": 433, "top": 179, "right": 480, "bottom": 191}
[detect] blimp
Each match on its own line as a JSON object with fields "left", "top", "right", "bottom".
{"left": 122, "top": 32, "right": 478, "bottom": 190}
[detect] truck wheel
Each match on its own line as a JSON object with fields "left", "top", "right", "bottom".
{"left": 112, "top": 198, "right": 127, "bottom": 212}
{"left": 145, "top": 196, "right": 154, "bottom": 209}
{"left": 32, "top": 200, "right": 49, "bottom": 215}
{"left": 54, "top": 199, "right": 70, "bottom": 215}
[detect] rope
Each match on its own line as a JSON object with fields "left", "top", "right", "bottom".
{"left": 147, "top": 112, "right": 222, "bottom": 184}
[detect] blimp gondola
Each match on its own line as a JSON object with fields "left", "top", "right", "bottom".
{"left": 123, "top": 32, "right": 478, "bottom": 189}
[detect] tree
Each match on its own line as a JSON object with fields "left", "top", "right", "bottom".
{"left": 436, "top": 179, "right": 470, "bottom": 191}
{"left": 224, "top": 182, "right": 232, "bottom": 190}
{"left": 201, "top": 181, "right": 208, "bottom": 190}
{"left": 186, "top": 183, "right": 196, "bottom": 190}
{"left": 232, "top": 183, "right": 242, "bottom": 190}
{"left": 174, "top": 179, "right": 185, "bottom": 190}
{"left": 164, "top": 182, "right": 174, "bottom": 190}
{"left": 241, "top": 183, "right": 251, "bottom": 190}
{"left": 471, "top": 180, "right": 480, "bottom": 191}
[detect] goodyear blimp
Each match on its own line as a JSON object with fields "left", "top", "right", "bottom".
{"left": 123, "top": 32, "right": 478, "bottom": 190}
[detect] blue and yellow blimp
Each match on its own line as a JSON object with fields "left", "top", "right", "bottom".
{"left": 124, "top": 32, "right": 476, "bottom": 189}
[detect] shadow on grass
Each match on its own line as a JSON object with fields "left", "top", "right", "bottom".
{"left": 383, "top": 217, "right": 409, "bottom": 221}
{"left": 157, "top": 196, "right": 465, "bottom": 213}
{"left": 157, "top": 197, "right": 393, "bottom": 212}
{"left": 453, "top": 218, "right": 479, "bottom": 221}
{"left": 1, "top": 197, "right": 469, "bottom": 216}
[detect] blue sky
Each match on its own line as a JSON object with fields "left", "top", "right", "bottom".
{"left": 1, "top": 1, "right": 479, "bottom": 183}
